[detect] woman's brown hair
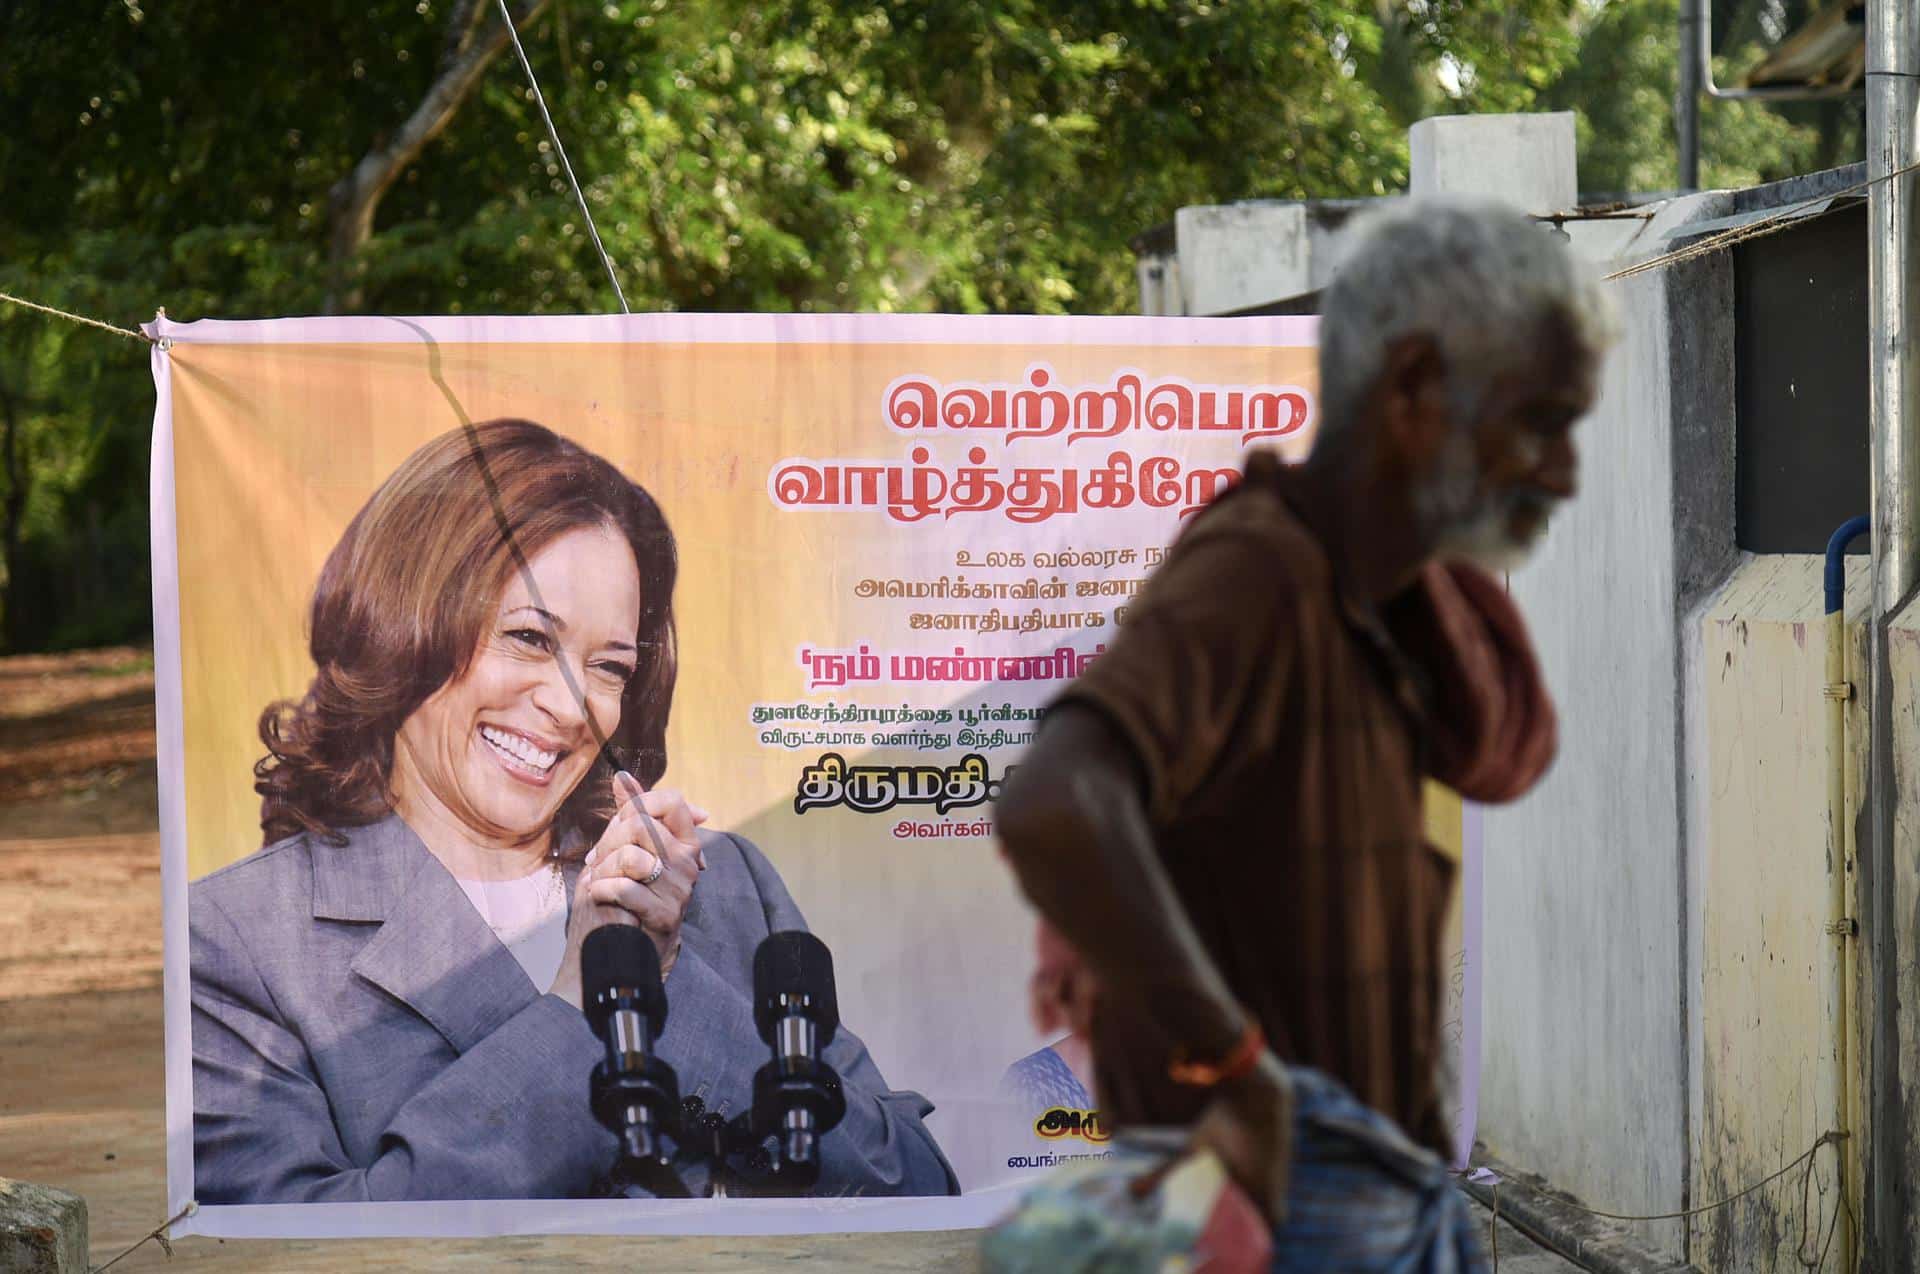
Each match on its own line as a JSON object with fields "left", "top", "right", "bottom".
{"left": 255, "top": 419, "right": 678, "bottom": 849}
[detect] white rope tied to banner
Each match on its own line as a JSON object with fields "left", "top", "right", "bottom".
{"left": 0, "top": 289, "right": 153, "bottom": 344}
{"left": 90, "top": 1200, "right": 196, "bottom": 1273}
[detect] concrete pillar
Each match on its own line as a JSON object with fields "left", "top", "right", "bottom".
{"left": 1408, "top": 111, "right": 1579, "bottom": 213}
{"left": 0, "top": 1180, "right": 88, "bottom": 1274}
{"left": 1170, "top": 203, "right": 1310, "bottom": 317}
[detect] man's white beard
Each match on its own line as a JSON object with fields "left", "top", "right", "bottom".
{"left": 1433, "top": 501, "right": 1544, "bottom": 576}
{"left": 1418, "top": 430, "right": 1555, "bottom": 576}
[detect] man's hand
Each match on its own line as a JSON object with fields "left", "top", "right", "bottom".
{"left": 999, "top": 706, "right": 1285, "bottom": 1213}
{"left": 1188, "top": 1053, "right": 1294, "bottom": 1225}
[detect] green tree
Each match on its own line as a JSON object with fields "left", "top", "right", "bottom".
{"left": 0, "top": 0, "right": 1863, "bottom": 651}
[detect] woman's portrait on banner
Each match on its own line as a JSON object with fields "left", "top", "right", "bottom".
{"left": 188, "top": 418, "right": 959, "bottom": 1202}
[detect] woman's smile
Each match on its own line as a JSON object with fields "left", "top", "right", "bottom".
{"left": 477, "top": 723, "right": 566, "bottom": 784}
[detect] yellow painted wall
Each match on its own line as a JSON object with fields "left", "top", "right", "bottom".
{"left": 1694, "top": 555, "right": 1867, "bottom": 1271}
{"left": 1425, "top": 781, "right": 1466, "bottom": 1025}
{"left": 1426, "top": 780, "right": 1470, "bottom": 1151}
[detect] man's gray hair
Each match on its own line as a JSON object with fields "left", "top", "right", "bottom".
{"left": 1317, "top": 196, "right": 1618, "bottom": 437}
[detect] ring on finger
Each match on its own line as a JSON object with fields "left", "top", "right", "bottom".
{"left": 641, "top": 854, "right": 666, "bottom": 886}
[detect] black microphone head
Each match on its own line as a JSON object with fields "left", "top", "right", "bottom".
{"left": 753, "top": 930, "right": 839, "bottom": 1047}
{"left": 583, "top": 925, "right": 666, "bottom": 1037}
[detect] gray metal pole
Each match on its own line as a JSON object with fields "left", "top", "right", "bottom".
{"left": 1866, "top": 0, "right": 1920, "bottom": 1266}
{"left": 1678, "top": 0, "right": 1702, "bottom": 189}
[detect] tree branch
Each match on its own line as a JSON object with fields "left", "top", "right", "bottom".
{"left": 324, "top": 0, "right": 554, "bottom": 313}
{"left": 439, "top": 0, "right": 490, "bottom": 75}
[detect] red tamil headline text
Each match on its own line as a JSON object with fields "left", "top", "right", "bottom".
{"left": 767, "top": 363, "right": 1314, "bottom": 524}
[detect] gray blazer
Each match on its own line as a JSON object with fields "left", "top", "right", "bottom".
{"left": 190, "top": 813, "right": 959, "bottom": 1202}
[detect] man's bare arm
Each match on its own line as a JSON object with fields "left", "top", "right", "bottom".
{"left": 994, "top": 704, "right": 1249, "bottom": 1074}
{"left": 996, "top": 704, "right": 1293, "bottom": 1217}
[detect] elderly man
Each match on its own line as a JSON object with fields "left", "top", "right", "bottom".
{"left": 994, "top": 197, "right": 1612, "bottom": 1268}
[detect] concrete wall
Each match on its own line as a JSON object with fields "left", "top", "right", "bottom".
{"left": 1475, "top": 194, "right": 1736, "bottom": 1261}
{"left": 1136, "top": 201, "right": 1375, "bottom": 317}
{"left": 1172, "top": 204, "right": 1311, "bottom": 316}
{"left": 1495, "top": 202, "right": 1877, "bottom": 1271}
{"left": 1135, "top": 113, "right": 1896, "bottom": 1271}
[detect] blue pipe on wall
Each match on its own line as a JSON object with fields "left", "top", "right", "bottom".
{"left": 1822, "top": 511, "right": 1870, "bottom": 1261}
{"left": 1827, "top": 515, "right": 1872, "bottom": 615}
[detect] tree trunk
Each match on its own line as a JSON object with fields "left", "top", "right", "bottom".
{"left": 323, "top": 0, "right": 553, "bottom": 314}
{"left": 1369, "top": 0, "right": 1432, "bottom": 130}
{"left": 0, "top": 363, "right": 26, "bottom": 653}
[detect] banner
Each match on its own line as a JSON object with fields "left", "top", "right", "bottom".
{"left": 148, "top": 313, "right": 1478, "bottom": 1238}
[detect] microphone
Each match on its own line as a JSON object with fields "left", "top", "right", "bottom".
{"left": 749, "top": 931, "right": 847, "bottom": 1187}
{"left": 583, "top": 925, "right": 690, "bottom": 1197}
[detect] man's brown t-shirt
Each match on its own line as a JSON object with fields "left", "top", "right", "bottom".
{"left": 1052, "top": 466, "right": 1456, "bottom": 1153}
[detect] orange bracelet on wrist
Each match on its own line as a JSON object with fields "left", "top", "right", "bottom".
{"left": 1167, "top": 1021, "right": 1266, "bottom": 1088}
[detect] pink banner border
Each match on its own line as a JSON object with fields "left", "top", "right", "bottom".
{"left": 147, "top": 311, "right": 1320, "bottom": 348}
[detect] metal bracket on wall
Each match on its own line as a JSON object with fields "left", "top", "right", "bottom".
{"left": 1679, "top": 0, "right": 1862, "bottom": 189}
{"left": 1690, "top": 0, "right": 1865, "bottom": 103}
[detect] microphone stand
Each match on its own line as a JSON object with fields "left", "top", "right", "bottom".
{"left": 585, "top": 929, "right": 848, "bottom": 1199}
{"left": 597, "top": 1153, "right": 693, "bottom": 1200}
{"left": 674, "top": 1095, "right": 824, "bottom": 1198}
{"left": 590, "top": 1087, "right": 842, "bottom": 1200}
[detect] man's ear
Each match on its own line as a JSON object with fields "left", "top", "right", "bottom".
{"left": 1374, "top": 332, "right": 1452, "bottom": 470}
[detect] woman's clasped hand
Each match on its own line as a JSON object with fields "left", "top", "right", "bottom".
{"left": 553, "top": 771, "right": 710, "bottom": 1004}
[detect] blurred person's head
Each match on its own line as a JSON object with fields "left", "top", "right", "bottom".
{"left": 255, "top": 419, "right": 679, "bottom": 851}
{"left": 1313, "top": 196, "right": 1616, "bottom": 574}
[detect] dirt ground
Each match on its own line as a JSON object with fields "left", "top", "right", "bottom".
{"left": 0, "top": 647, "right": 1557, "bottom": 1272}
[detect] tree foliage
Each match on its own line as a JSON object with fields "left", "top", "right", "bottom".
{"left": 0, "top": 0, "right": 1860, "bottom": 650}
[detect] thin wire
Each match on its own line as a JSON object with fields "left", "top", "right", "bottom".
{"left": 91, "top": 1201, "right": 195, "bottom": 1273}
{"left": 0, "top": 289, "right": 152, "bottom": 344}
{"left": 1797, "top": 1144, "right": 1843, "bottom": 1272}
{"left": 1605, "top": 158, "right": 1920, "bottom": 283}
{"left": 495, "top": 0, "right": 630, "bottom": 314}
{"left": 1557, "top": 1131, "right": 1844, "bottom": 1223}
{"left": 1832, "top": 1175, "right": 1858, "bottom": 1273}
{"left": 1796, "top": 1133, "right": 1829, "bottom": 1268}
{"left": 1468, "top": 1133, "right": 1845, "bottom": 1272}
